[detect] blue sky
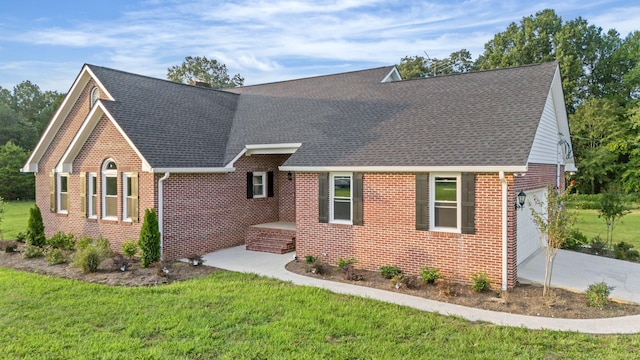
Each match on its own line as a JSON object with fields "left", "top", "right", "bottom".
{"left": 0, "top": 0, "right": 638, "bottom": 92}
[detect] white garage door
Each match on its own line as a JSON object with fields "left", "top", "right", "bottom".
{"left": 517, "top": 187, "right": 547, "bottom": 265}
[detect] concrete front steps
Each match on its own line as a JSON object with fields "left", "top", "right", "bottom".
{"left": 245, "top": 222, "right": 296, "bottom": 254}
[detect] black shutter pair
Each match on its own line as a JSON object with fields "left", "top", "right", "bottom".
{"left": 246, "top": 171, "right": 274, "bottom": 199}
{"left": 415, "top": 173, "right": 475, "bottom": 234}
{"left": 318, "top": 173, "right": 363, "bottom": 225}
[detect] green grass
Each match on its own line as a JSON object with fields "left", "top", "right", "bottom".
{"left": 574, "top": 209, "right": 640, "bottom": 249}
{"left": 1, "top": 269, "right": 640, "bottom": 359}
{"left": 0, "top": 200, "right": 33, "bottom": 240}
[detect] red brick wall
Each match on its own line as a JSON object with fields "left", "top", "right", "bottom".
{"left": 279, "top": 172, "right": 296, "bottom": 222}
{"left": 515, "top": 163, "right": 563, "bottom": 191}
{"left": 161, "top": 154, "right": 292, "bottom": 260}
{"left": 296, "top": 172, "right": 518, "bottom": 288}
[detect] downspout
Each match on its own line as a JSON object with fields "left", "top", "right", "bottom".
{"left": 157, "top": 172, "right": 170, "bottom": 260}
{"left": 499, "top": 171, "right": 508, "bottom": 291}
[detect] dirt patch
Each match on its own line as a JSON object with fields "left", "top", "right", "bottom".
{"left": 286, "top": 259, "right": 640, "bottom": 319}
{"left": 0, "top": 243, "right": 218, "bottom": 286}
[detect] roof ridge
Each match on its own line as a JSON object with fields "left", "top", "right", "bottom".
{"left": 394, "top": 61, "right": 558, "bottom": 83}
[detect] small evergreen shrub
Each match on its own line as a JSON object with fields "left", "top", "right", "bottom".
{"left": 45, "top": 248, "right": 66, "bottom": 265}
{"left": 304, "top": 255, "right": 317, "bottom": 264}
{"left": 563, "top": 229, "right": 588, "bottom": 250}
{"left": 304, "top": 255, "right": 324, "bottom": 274}
{"left": 337, "top": 257, "right": 359, "bottom": 280}
{"left": 22, "top": 244, "right": 44, "bottom": 259}
{"left": 15, "top": 231, "right": 27, "bottom": 243}
{"left": 471, "top": 272, "right": 491, "bottom": 292}
{"left": 71, "top": 246, "right": 101, "bottom": 273}
{"left": 420, "top": 266, "right": 442, "bottom": 284}
{"left": 26, "top": 205, "right": 45, "bottom": 247}
{"left": 589, "top": 235, "right": 607, "bottom": 255}
{"left": 75, "top": 235, "right": 92, "bottom": 250}
{"left": 47, "top": 232, "right": 75, "bottom": 250}
{"left": 585, "top": 281, "right": 614, "bottom": 309}
{"left": 121, "top": 240, "right": 138, "bottom": 258}
{"left": 379, "top": 265, "right": 402, "bottom": 279}
{"left": 139, "top": 209, "right": 161, "bottom": 268}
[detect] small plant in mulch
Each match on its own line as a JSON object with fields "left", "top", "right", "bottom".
{"left": 337, "top": 257, "right": 362, "bottom": 281}
{"left": 390, "top": 274, "right": 420, "bottom": 290}
{"left": 22, "top": 244, "right": 44, "bottom": 259}
{"left": 379, "top": 265, "right": 402, "bottom": 279}
{"left": 15, "top": 232, "right": 27, "bottom": 243}
{"left": 304, "top": 255, "right": 324, "bottom": 275}
{"left": 45, "top": 247, "right": 67, "bottom": 265}
{"left": 111, "top": 253, "right": 130, "bottom": 272}
{"left": 187, "top": 255, "right": 205, "bottom": 266}
{"left": 585, "top": 281, "right": 614, "bottom": 309}
{"left": 614, "top": 241, "right": 640, "bottom": 262}
{"left": 2, "top": 240, "right": 18, "bottom": 253}
{"left": 46, "top": 232, "right": 75, "bottom": 250}
{"left": 121, "top": 239, "right": 138, "bottom": 259}
{"left": 471, "top": 272, "right": 491, "bottom": 292}
{"left": 419, "top": 266, "right": 442, "bottom": 284}
{"left": 589, "top": 235, "right": 608, "bottom": 256}
{"left": 437, "top": 280, "right": 458, "bottom": 298}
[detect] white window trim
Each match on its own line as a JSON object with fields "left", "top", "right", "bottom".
{"left": 330, "top": 172, "right": 353, "bottom": 225}
{"left": 102, "top": 159, "right": 118, "bottom": 221}
{"left": 253, "top": 172, "right": 266, "bottom": 198}
{"left": 122, "top": 172, "right": 134, "bottom": 222}
{"left": 56, "top": 173, "right": 69, "bottom": 214}
{"left": 429, "top": 173, "right": 462, "bottom": 233}
{"left": 88, "top": 172, "right": 97, "bottom": 218}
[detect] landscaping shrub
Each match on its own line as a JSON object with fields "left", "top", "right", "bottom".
{"left": 47, "top": 232, "right": 75, "bottom": 250}
{"left": 139, "top": 209, "right": 160, "bottom": 268}
{"left": 71, "top": 246, "right": 101, "bottom": 273}
{"left": 45, "top": 248, "right": 66, "bottom": 265}
{"left": 379, "top": 265, "right": 402, "bottom": 279}
{"left": 2, "top": 240, "right": 18, "bottom": 253}
{"left": 585, "top": 281, "right": 614, "bottom": 309}
{"left": 420, "top": 266, "right": 442, "bottom": 284}
{"left": 304, "top": 255, "right": 317, "bottom": 264}
{"left": 563, "top": 229, "right": 588, "bottom": 250}
{"left": 337, "top": 257, "right": 359, "bottom": 280}
{"left": 121, "top": 239, "right": 138, "bottom": 258}
{"left": 471, "top": 272, "right": 491, "bottom": 292}
{"left": 390, "top": 274, "right": 407, "bottom": 289}
{"left": 26, "top": 205, "right": 45, "bottom": 247}
{"left": 614, "top": 241, "right": 640, "bottom": 262}
{"left": 22, "top": 244, "right": 44, "bottom": 259}
{"left": 589, "top": 235, "right": 607, "bottom": 255}
{"left": 95, "top": 236, "right": 113, "bottom": 258}
{"left": 15, "top": 231, "right": 27, "bottom": 243}
{"left": 304, "top": 255, "right": 324, "bottom": 274}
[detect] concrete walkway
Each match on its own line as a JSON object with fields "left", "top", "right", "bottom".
{"left": 201, "top": 246, "right": 640, "bottom": 334}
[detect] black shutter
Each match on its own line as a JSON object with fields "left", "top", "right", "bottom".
{"left": 416, "top": 174, "right": 429, "bottom": 231}
{"left": 461, "top": 173, "right": 475, "bottom": 234}
{"left": 267, "top": 171, "right": 274, "bottom": 197}
{"left": 353, "top": 173, "right": 363, "bottom": 225}
{"left": 246, "top": 172, "right": 253, "bottom": 199}
{"left": 318, "top": 173, "right": 329, "bottom": 223}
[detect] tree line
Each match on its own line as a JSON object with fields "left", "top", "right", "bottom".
{"left": 397, "top": 9, "right": 640, "bottom": 195}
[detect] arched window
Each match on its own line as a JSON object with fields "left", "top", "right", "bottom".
{"left": 90, "top": 87, "right": 99, "bottom": 108}
{"left": 102, "top": 159, "right": 117, "bottom": 219}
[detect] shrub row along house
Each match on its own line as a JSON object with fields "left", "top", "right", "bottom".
{"left": 23, "top": 62, "right": 575, "bottom": 289}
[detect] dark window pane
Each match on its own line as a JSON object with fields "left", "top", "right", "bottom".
{"left": 126, "top": 177, "right": 132, "bottom": 197}
{"left": 91, "top": 176, "right": 97, "bottom": 195}
{"left": 60, "top": 176, "right": 68, "bottom": 192}
{"left": 253, "top": 184, "right": 264, "bottom": 196}
{"left": 334, "top": 199, "right": 351, "bottom": 221}
{"left": 106, "top": 176, "right": 117, "bottom": 196}
{"left": 435, "top": 205, "right": 457, "bottom": 228}
{"left": 334, "top": 176, "right": 351, "bottom": 198}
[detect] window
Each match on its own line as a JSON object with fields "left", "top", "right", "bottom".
{"left": 102, "top": 160, "right": 117, "bottom": 219}
{"left": 90, "top": 87, "right": 99, "bottom": 108}
{"left": 252, "top": 172, "right": 266, "bottom": 198}
{"left": 88, "top": 173, "right": 97, "bottom": 218}
{"left": 330, "top": 173, "right": 352, "bottom": 224}
{"left": 122, "top": 173, "right": 138, "bottom": 222}
{"left": 57, "top": 174, "right": 69, "bottom": 213}
{"left": 430, "top": 174, "right": 461, "bottom": 232}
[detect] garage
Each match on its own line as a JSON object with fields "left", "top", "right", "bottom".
{"left": 517, "top": 187, "right": 547, "bottom": 265}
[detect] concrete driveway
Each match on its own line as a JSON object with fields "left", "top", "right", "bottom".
{"left": 518, "top": 248, "right": 640, "bottom": 304}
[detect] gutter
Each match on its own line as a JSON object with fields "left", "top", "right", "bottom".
{"left": 499, "top": 171, "right": 508, "bottom": 291}
{"left": 157, "top": 172, "right": 171, "bottom": 260}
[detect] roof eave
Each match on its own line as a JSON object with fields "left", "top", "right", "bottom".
{"left": 278, "top": 165, "right": 528, "bottom": 173}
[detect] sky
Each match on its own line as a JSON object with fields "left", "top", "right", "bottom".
{"left": 0, "top": 0, "right": 638, "bottom": 93}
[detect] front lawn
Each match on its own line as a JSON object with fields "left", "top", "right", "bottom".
{"left": 0, "top": 200, "right": 33, "bottom": 240}
{"left": 574, "top": 209, "right": 640, "bottom": 249}
{"left": 1, "top": 268, "right": 640, "bottom": 358}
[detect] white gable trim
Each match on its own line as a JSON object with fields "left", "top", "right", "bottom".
{"left": 22, "top": 65, "right": 115, "bottom": 173}
{"left": 55, "top": 101, "right": 151, "bottom": 173}
{"left": 381, "top": 67, "right": 402, "bottom": 83}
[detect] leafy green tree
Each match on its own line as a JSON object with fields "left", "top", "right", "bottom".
{"left": 167, "top": 56, "right": 244, "bottom": 89}
{"left": 530, "top": 184, "right": 576, "bottom": 297}
{"left": 27, "top": 204, "right": 45, "bottom": 247}
{"left": 0, "top": 196, "right": 5, "bottom": 240}
{"left": 397, "top": 50, "right": 474, "bottom": 79}
{"left": 0, "top": 141, "right": 35, "bottom": 200}
{"left": 598, "top": 187, "right": 630, "bottom": 252}
{"left": 139, "top": 208, "right": 160, "bottom": 268}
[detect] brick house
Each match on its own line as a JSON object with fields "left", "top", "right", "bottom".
{"left": 23, "top": 62, "right": 575, "bottom": 289}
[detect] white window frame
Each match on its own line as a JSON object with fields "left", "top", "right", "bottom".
{"left": 90, "top": 87, "right": 99, "bottom": 108}
{"left": 330, "top": 172, "right": 353, "bottom": 225}
{"left": 88, "top": 172, "right": 97, "bottom": 218}
{"left": 252, "top": 172, "right": 266, "bottom": 198}
{"left": 56, "top": 173, "right": 69, "bottom": 214}
{"left": 429, "top": 173, "right": 461, "bottom": 233}
{"left": 102, "top": 159, "right": 118, "bottom": 220}
{"left": 122, "top": 172, "right": 134, "bottom": 222}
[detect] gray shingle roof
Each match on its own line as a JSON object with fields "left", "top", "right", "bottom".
{"left": 87, "top": 62, "right": 558, "bottom": 169}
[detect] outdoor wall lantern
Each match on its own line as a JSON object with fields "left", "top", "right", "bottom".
{"left": 515, "top": 190, "right": 527, "bottom": 210}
